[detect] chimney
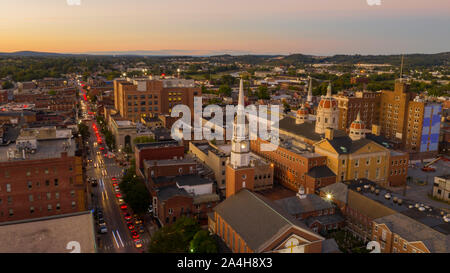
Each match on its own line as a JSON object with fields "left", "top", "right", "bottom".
{"left": 325, "top": 128, "right": 334, "bottom": 140}
{"left": 372, "top": 124, "right": 381, "bottom": 136}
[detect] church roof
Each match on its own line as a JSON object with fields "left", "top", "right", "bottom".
{"left": 278, "top": 116, "right": 346, "bottom": 142}
{"left": 214, "top": 189, "right": 322, "bottom": 252}
{"left": 324, "top": 135, "right": 373, "bottom": 154}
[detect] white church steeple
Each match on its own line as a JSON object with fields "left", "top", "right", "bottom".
{"left": 307, "top": 77, "right": 313, "bottom": 103}
{"left": 230, "top": 79, "right": 250, "bottom": 168}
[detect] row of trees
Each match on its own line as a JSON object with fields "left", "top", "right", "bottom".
{"left": 119, "top": 161, "right": 151, "bottom": 216}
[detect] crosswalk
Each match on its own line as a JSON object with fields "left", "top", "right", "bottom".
{"left": 102, "top": 237, "right": 150, "bottom": 250}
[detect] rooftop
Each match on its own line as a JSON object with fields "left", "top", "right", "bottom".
{"left": 214, "top": 189, "right": 323, "bottom": 252}
{"left": 278, "top": 116, "right": 347, "bottom": 142}
{"left": 135, "top": 140, "right": 180, "bottom": 150}
{"left": 306, "top": 165, "right": 336, "bottom": 178}
{"left": 156, "top": 185, "right": 191, "bottom": 202}
{"left": 275, "top": 194, "right": 334, "bottom": 216}
{"left": 0, "top": 211, "right": 96, "bottom": 253}
{"left": 374, "top": 213, "right": 450, "bottom": 253}
{"left": 345, "top": 179, "right": 450, "bottom": 235}
{"left": 144, "top": 158, "right": 196, "bottom": 167}
{"left": 0, "top": 138, "right": 75, "bottom": 162}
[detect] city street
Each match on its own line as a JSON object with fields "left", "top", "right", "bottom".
{"left": 79, "top": 85, "right": 151, "bottom": 253}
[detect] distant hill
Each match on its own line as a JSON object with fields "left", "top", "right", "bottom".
{"left": 0, "top": 51, "right": 448, "bottom": 67}
{"left": 0, "top": 51, "right": 77, "bottom": 57}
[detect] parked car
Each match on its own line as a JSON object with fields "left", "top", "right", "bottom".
{"left": 138, "top": 225, "right": 145, "bottom": 234}
{"left": 134, "top": 239, "right": 143, "bottom": 248}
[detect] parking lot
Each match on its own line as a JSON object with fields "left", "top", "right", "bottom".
{"left": 389, "top": 160, "right": 450, "bottom": 212}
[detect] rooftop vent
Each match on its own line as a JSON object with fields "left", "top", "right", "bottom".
{"left": 370, "top": 186, "right": 375, "bottom": 192}
{"left": 384, "top": 193, "right": 391, "bottom": 200}
{"left": 397, "top": 199, "right": 403, "bottom": 205}
{"left": 364, "top": 184, "right": 370, "bottom": 189}
{"left": 418, "top": 206, "right": 426, "bottom": 212}
{"left": 375, "top": 189, "right": 380, "bottom": 195}
{"left": 356, "top": 187, "right": 361, "bottom": 192}
{"left": 393, "top": 197, "right": 398, "bottom": 203}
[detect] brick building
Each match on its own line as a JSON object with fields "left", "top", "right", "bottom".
{"left": 113, "top": 78, "right": 201, "bottom": 122}
{"left": 0, "top": 127, "right": 86, "bottom": 223}
{"left": 134, "top": 140, "right": 185, "bottom": 170}
{"left": 209, "top": 189, "right": 326, "bottom": 253}
{"left": 251, "top": 137, "right": 335, "bottom": 193}
{"left": 335, "top": 91, "right": 380, "bottom": 132}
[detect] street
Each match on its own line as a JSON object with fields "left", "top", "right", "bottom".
{"left": 78, "top": 84, "right": 152, "bottom": 253}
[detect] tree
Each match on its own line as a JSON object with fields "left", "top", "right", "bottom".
{"left": 189, "top": 230, "right": 218, "bottom": 253}
{"left": 77, "top": 123, "right": 90, "bottom": 140}
{"left": 218, "top": 84, "right": 232, "bottom": 97}
{"left": 1, "top": 81, "right": 14, "bottom": 89}
{"left": 119, "top": 168, "right": 150, "bottom": 216}
{"left": 256, "top": 85, "right": 270, "bottom": 100}
{"left": 148, "top": 217, "right": 202, "bottom": 253}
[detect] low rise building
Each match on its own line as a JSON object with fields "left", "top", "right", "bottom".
{"left": 433, "top": 175, "right": 450, "bottom": 202}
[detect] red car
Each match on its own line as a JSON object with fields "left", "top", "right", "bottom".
{"left": 112, "top": 177, "right": 117, "bottom": 181}
{"left": 116, "top": 193, "right": 122, "bottom": 198}
{"left": 112, "top": 183, "right": 118, "bottom": 187}
{"left": 128, "top": 223, "right": 134, "bottom": 230}
{"left": 120, "top": 204, "right": 128, "bottom": 210}
{"left": 131, "top": 231, "right": 139, "bottom": 239}
{"left": 124, "top": 213, "right": 131, "bottom": 220}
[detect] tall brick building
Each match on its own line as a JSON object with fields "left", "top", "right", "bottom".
{"left": 113, "top": 77, "right": 201, "bottom": 122}
{"left": 0, "top": 127, "right": 86, "bottom": 223}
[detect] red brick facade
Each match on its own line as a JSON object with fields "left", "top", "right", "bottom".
{"left": 0, "top": 154, "right": 86, "bottom": 223}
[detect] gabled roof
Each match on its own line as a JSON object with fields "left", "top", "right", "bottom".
{"left": 214, "top": 189, "right": 323, "bottom": 252}
{"left": 156, "top": 185, "right": 192, "bottom": 202}
{"left": 374, "top": 213, "right": 450, "bottom": 253}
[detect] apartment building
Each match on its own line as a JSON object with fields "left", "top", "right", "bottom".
{"left": 113, "top": 77, "right": 201, "bottom": 122}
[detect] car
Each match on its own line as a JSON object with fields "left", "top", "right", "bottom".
{"left": 134, "top": 218, "right": 142, "bottom": 226}
{"left": 115, "top": 193, "right": 122, "bottom": 198}
{"left": 99, "top": 226, "right": 108, "bottom": 234}
{"left": 138, "top": 225, "right": 145, "bottom": 234}
{"left": 91, "top": 180, "right": 98, "bottom": 187}
{"left": 134, "top": 239, "right": 143, "bottom": 248}
{"left": 114, "top": 187, "right": 120, "bottom": 193}
{"left": 112, "top": 177, "right": 117, "bottom": 181}
{"left": 118, "top": 198, "right": 125, "bottom": 205}
{"left": 97, "top": 151, "right": 100, "bottom": 155}
{"left": 124, "top": 213, "right": 131, "bottom": 220}
{"left": 131, "top": 231, "right": 139, "bottom": 239}
{"left": 98, "top": 219, "right": 106, "bottom": 226}
{"left": 120, "top": 204, "right": 128, "bottom": 210}
{"left": 126, "top": 219, "right": 133, "bottom": 225}
{"left": 94, "top": 163, "right": 98, "bottom": 168}
{"left": 128, "top": 223, "right": 134, "bottom": 230}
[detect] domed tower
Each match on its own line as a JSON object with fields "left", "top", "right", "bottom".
{"left": 315, "top": 82, "right": 339, "bottom": 134}
{"left": 349, "top": 112, "right": 366, "bottom": 140}
{"left": 296, "top": 104, "right": 309, "bottom": 124}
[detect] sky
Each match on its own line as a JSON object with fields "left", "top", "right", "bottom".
{"left": 0, "top": 0, "right": 449, "bottom": 55}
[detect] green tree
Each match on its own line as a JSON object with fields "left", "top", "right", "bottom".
{"left": 77, "top": 123, "right": 90, "bottom": 140}
{"left": 148, "top": 217, "right": 201, "bottom": 253}
{"left": 256, "top": 85, "right": 270, "bottom": 100}
{"left": 1, "top": 81, "right": 14, "bottom": 89}
{"left": 189, "top": 230, "right": 218, "bottom": 253}
{"left": 218, "top": 84, "right": 232, "bottom": 97}
{"left": 48, "top": 90, "right": 57, "bottom": 95}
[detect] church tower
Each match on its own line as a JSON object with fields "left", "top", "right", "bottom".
{"left": 307, "top": 77, "right": 313, "bottom": 103}
{"left": 296, "top": 104, "right": 309, "bottom": 124}
{"left": 349, "top": 112, "right": 366, "bottom": 141}
{"left": 315, "top": 82, "right": 339, "bottom": 134}
{"left": 226, "top": 79, "right": 255, "bottom": 198}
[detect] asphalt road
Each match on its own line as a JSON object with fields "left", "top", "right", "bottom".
{"left": 78, "top": 85, "right": 151, "bottom": 253}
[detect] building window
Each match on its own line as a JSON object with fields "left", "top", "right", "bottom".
{"left": 56, "top": 203, "right": 61, "bottom": 210}
{"left": 9, "top": 209, "right": 13, "bottom": 217}
{"left": 48, "top": 204, "right": 52, "bottom": 211}
{"left": 70, "top": 190, "right": 75, "bottom": 198}
{"left": 47, "top": 192, "right": 51, "bottom": 200}
{"left": 54, "top": 179, "right": 58, "bottom": 186}
{"left": 6, "top": 184, "right": 11, "bottom": 192}
{"left": 30, "top": 206, "right": 34, "bottom": 214}
{"left": 168, "top": 208, "right": 173, "bottom": 215}
{"left": 403, "top": 243, "right": 407, "bottom": 250}
{"left": 29, "top": 194, "right": 34, "bottom": 202}
{"left": 355, "top": 160, "right": 359, "bottom": 167}
{"left": 71, "top": 201, "right": 76, "bottom": 209}
{"left": 27, "top": 181, "right": 32, "bottom": 190}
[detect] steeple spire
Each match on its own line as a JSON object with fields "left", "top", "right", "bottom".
{"left": 307, "top": 77, "right": 313, "bottom": 102}
{"left": 326, "top": 82, "right": 332, "bottom": 97}
{"left": 238, "top": 78, "right": 244, "bottom": 108}
{"left": 356, "top": 111, "right": 361, "bottom": 121}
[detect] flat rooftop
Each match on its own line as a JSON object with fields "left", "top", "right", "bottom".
{"left": 144, "top": 158, "right": 196, "bottom": 166}
{"left": 0, "top": 138, "right": 76, "bottom": 162}
{"left": 135, "top": 140, "right": 181, "bottom": 150}
{"left": 345, "top": 179, "right": 450, "bottom": 235}
{"left": 0, "top": 211, "right": 96, "bottom": 253}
